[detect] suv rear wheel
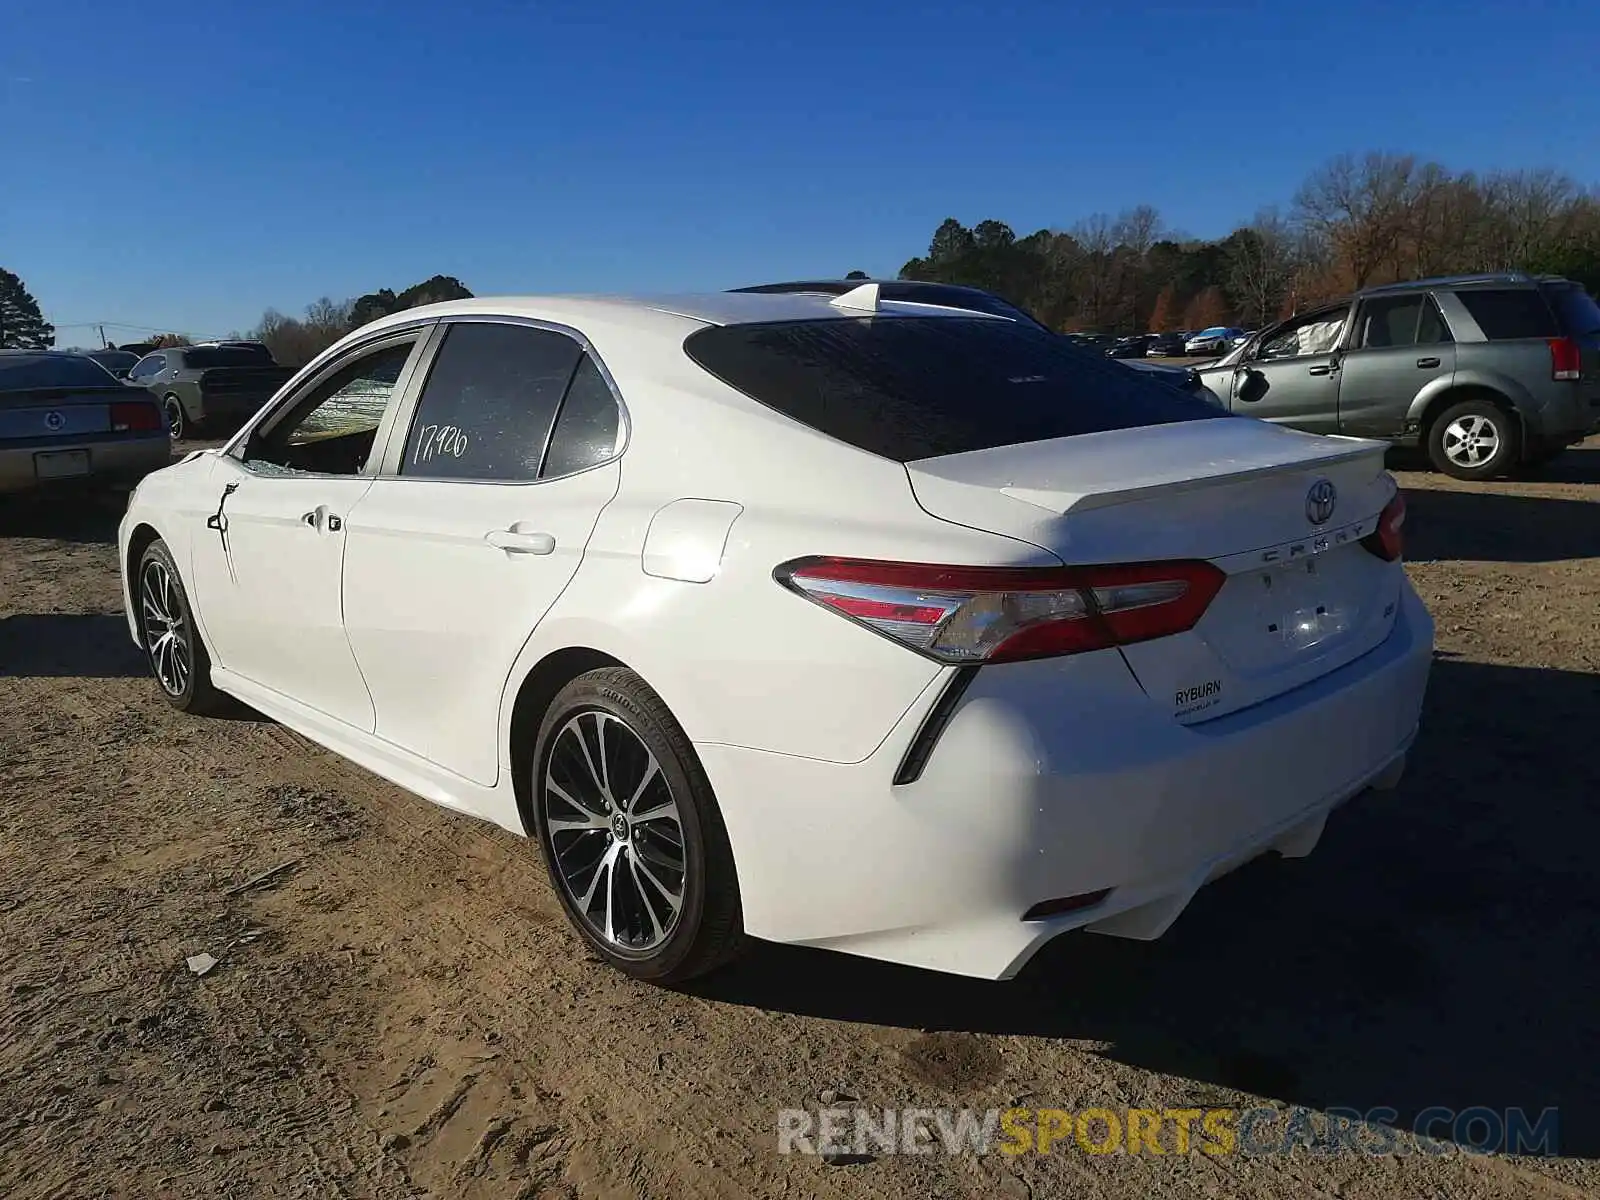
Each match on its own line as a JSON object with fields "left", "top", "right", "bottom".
{"left": 1427, "top": 398, "right": 1519, "bottom": 481}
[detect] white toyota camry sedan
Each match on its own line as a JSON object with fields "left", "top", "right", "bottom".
{"left": 117, "top": 286, "right": 1432, "bottom": 983}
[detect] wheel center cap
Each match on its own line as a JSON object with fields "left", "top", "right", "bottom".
{"left": 611, "top": 813, "right": 629, "bottom": 840}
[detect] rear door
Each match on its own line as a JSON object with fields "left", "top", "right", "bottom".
{"left": 185, "top": 332, "right": 429, "bottom": 730}
{"left": 1335, "top": 291, "right": 1455, "bottom": 438}
{"left": 340, "top": 319, "right": 624, "bottom": 786}
{"left": 1225, "top": 305, "right": 1350, "bottom": 433}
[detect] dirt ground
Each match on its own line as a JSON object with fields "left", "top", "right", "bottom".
{"left": 2, "top": 438, "right": 1598, "bottom": 1200}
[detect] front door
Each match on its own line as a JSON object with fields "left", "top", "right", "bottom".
{"left": 186, "top": 334, "right": 428, "bottom": 730}
{"left": 1335, "top": 292, "right": 1456, "bottom": 439}
{"left": 1226, "top": 304, "right": 1351, "bottom": 434}
{"left": 340, "top": 320, "right": 625, "bottom": 785}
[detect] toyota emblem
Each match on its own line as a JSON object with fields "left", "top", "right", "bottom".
{"left": 1305, "top": 479, "right": 1337, "bottom": 525}
{"left": 44, "top": 410, "right": 65, "bottom": 432}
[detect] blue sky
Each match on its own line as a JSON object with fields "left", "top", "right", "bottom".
{"left": 2, "top": 0, "right": 1595, "bottom": 345}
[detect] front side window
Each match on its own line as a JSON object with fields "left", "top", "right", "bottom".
{"left": 129, "top": 354, "right": 164, "bottom": 381}
{"left": 1354, "top": 295, "right": 1428, "bottom": 349}
{"left": 1258, "top": 307, "right": 1349, "bottom": 361}
{"left": 244, "top": 340, "right": 414, "bottom": 476}
{"left": 399, "top": 322, "right": 583, "bottom": 481}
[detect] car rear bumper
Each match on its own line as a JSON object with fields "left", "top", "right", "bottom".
{"left": 0, "top": 435, "right": 172, "bottom": 494}
{"left": 698, "top": 583, "right": 1434, "bottom": 979}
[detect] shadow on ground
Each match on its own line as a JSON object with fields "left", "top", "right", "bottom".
{"left": 0, "top": 612, "right": 269, "bottom": 720}
{"left": 697, "top": 656, "right": 1600, "bottom": 1156}
{"left": 0, "top": 491, "right": 125, "bottom": 545}
{"left": 1404, "top": 485, "right": 1600, "bottom": 562}
{"left": 0, "top": 614, "right": 145, "bottom": 677}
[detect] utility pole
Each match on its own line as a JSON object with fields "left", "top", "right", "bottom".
{"left": 99, "top": 324, "right": 109, "bottom": 348}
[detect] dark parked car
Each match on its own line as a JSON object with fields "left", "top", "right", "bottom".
{"left": 0, "top": 351, "right": 169, "bottom": 495}
{"left": 729, "top": 279, "right": 1218, "bottom": 404}
{"left": 81, "top": 349, "right": 140, "bottom": 379}
{"left": 1146, "top": 332, "right": 1190, "bottom": 357}
{"left": 1108, "top": 334, "right": 1153, "bottom": 358}
{"left": 125, "top": 344, "right": 294, "bottom": 439}
{"left": 1197, "top": 273, "right": 1600, "bottom": 479}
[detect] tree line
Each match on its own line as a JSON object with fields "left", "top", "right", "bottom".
{"left": 240, "top": 275, "right": 474, "bottom": 366}
{"left": 898, "top": 152, "right": 1600, "bottom": 335}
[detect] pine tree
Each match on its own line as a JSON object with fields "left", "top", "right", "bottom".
{"left": 0, "top": 268, "right": 54, "bottom": 349}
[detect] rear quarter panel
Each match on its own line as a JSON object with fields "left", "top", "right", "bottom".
{"left": 496, "top": 328, "right": 1065, "bottom": 768}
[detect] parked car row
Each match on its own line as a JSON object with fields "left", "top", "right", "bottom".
{"left": 17, "top": 270, "right": 1595, "bottom": 501}
{"left": 1080, "top": 328, "right": 1257, "bottom": 360}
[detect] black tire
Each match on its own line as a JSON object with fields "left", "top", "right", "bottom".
{"left": 162, "top": 394, "right": 186, "bottom": 441}
{"left": 1426, "top": 398, "right": 1520, "bottom": 481}
{"left": 530, "top": 667, "right": 743, "bottom": 983}
{"left": 136, "top": 539, "right": 228, "bottom": 714}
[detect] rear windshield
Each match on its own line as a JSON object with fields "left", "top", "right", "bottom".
{"left": 1454, "top": 289, "right": 1559, "bottom": 340}
{"left": 684, "top": 317, "right": 1224, "bottom": 462}
{"left": 1542, "top": 284, "right": 1600, "bottom": 338}
{"left": 183, "top": 346, "right": 273, "bottom": 368}
{"left": 0, "top": 354, "right": 117, "bottom": 390}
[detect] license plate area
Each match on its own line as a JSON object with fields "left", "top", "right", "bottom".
{"left": 35, "top": 449, "right": 91, "bottom": 479}
{"left": 1259, "top": 556, "right": 1351, "bottom": 654}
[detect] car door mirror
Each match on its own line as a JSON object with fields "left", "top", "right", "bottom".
{"left": 1235, "top": 368, "right": 1269, "bottom": 404}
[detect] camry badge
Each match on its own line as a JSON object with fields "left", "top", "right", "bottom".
{"left": 44, "top": 410, "right": 65, "bottom": 432}
{"left": 1305, "top": 479, "right": 1337, "bottom": 526}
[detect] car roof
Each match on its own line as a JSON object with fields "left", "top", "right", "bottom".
{"left": 362, "top": 291, "right": 1009, "bottom": 338}
{"left": 1359, "top": 271, "right": 1571, "bottom": 297}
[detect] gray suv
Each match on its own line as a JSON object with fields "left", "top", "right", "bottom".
{"left": 1197, "top": 273, "right": 1600, "bottom": 479}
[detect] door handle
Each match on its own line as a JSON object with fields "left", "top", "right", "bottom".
{"left": 301, "top": 510, "right": 320, "bottom": 528}
{"left": 1416, "top": 357, "right": 1441, "bottom": 369}
{"left": 1307, "top": 364, "right": 1338, "bottom": 376}
{"left": 485, "top": 528, "right": 556, "bottom": 555}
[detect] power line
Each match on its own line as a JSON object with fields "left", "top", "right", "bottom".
{"left": 50, "top": 320, "right": 232, "bottom": 339}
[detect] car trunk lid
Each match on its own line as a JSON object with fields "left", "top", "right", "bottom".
{"left": 904, "top": 418, "right": 1403, "bottom": 722}
{"left": 0, "top": 385, "right": 133, "bottom": 440}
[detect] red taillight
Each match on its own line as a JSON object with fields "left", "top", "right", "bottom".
{"left": 1549, "top": 337, "right": 1583, "bottom": 381}
{"left": 110, "top": 400, "right": 162, "bottom": 433}
{"left": 1362, "top": 492, "right": 1406, "bottom": 562}
{"left": 774, "top": 556, "right": 1226, "bottom": 665}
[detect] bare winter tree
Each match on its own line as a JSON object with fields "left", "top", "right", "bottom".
{"left": 1295, "top": 152, "right": 1429, "bottom": 289}
{"left": 1226, "top": 207, "right": 1300, "bottom": 327}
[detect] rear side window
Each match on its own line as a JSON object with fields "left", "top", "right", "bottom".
{"left": 541, "top": 355, "right": 620, "bottom": 477}
{"left": 1455, "top": 289, "right": 1558, "bottom": 339}
{"left": 684, "top": 317, "right": 1223, "bottom": 462}
{"left": 400, "top": 322, "right": 582, "bottom": 480}
{"left": 1542, "top": 284, "right": 1600, "bottom": 337}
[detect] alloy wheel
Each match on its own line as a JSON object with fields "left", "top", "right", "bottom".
{"left": 1441, "top": 413, "right": 1500, "bottom": 469}
{"left": 140, "top": 559, "right": 191, "bottom": 697}
{"left": 163, "top": 396, "right": 184, "bottom": 440}
{"left": 542, "top": 710, "right": 687, "bottom": 953}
